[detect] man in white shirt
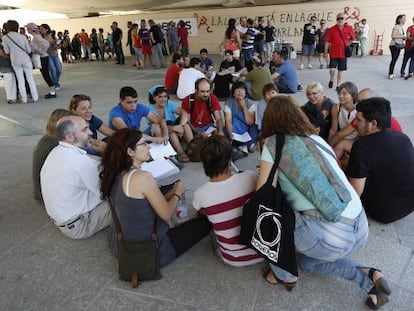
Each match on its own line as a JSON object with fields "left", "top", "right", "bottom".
{"left": 40, "top": 116, "right": 111, "bottom": 239}
{"left": 360, "top": 19, "right": 370, "bottom": 57}
{"left": 176, "top": 57, "right": 205, "bottom": 99}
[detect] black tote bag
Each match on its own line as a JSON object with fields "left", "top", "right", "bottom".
{"left": 239, "top": 134, "right": 298, "bottom": 276}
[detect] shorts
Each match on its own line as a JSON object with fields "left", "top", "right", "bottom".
{"left": 141, "top": 45, "right": 152, "bottom": 55}
{"left": 316, "top": 44, "right": 324, "bottom": 54}
{"left": 254, "top": 41, "right": 265, "bottom": 54}
{"left": 233, "top": 49, "right": 240, "bottom": 59}
{"left": 302, "top": 44, "right": 315, "bottom": 56}
{"left": 329, "top": 58, "right": 347, "bottom": 71}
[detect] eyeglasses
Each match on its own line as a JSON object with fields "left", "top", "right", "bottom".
{"left": 337, "top": 17, "right": 345, "bottom": 21}
{"left": 136, "top": 141, "right": 149, "bottom": 147}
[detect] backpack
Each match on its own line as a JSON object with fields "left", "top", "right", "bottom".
{"left": 189, "top": 94, "right": 215, "bottom": 122}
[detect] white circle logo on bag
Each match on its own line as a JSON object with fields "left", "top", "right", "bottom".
{"left": 251, "top": 204, "right": 282, "bottom": 261}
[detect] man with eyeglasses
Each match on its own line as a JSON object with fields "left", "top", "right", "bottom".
{"left": 299, "top": 15, "right": 317, "bottom": 70}
{"left": 324, "top": 13, "right": 355, "bottom": 90}
{"left": 40, "top": 116, "right": 112, "bottom": 239}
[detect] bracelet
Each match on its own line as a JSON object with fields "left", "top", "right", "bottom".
{"left": 172, "top": 193, "right": 181, "bottom": 201}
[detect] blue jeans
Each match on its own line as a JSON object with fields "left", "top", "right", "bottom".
{"left": 48, "top": 55, "right": 62, "bottom": 88}
{"left": 270, "top": 210, "right": 374, "bottom": 292}
{"left": 114, "top": 43, "right": 125, "bottom": 64}
{"left": 152, "top": 43, "right": 165, "bottom": 67}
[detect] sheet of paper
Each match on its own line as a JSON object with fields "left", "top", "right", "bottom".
{"left": 232, "top": 132, "right": 252, "bottom": 143}
{"left": 141, "top": 158, "right": 180, "bottom": 180}
{"left": 148, "top": 142, "right": 177, "bottom": 159}
{"left": 205, "top": 126, "right": 216, "bottom": 136}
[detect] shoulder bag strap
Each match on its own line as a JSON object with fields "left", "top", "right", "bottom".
{"left": 302, "top": 136, "right": 337, "bottom": 160}
{"left": 6, "top": 34, "right": 29, "bottom": 54}
{"left": 336, "top": 27, "right": 348, "bottom": 49}
{"left": 265, "top": 133, "right": 285, "bottom": 185}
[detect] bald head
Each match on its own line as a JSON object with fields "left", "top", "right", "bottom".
{"left": 358, "top": 88, "right": 380, "bottom": 102}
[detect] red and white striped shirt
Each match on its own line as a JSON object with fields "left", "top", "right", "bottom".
{"left": 193, "top": 171, "right": 263, "bottom": 267}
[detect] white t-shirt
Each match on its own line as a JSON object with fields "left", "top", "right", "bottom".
{"left": 176, "top": 68, "right": 205, "bottom": 99}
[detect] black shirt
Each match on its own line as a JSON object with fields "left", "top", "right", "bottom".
{"left": 347, "top": 130, "right": 414, "bottom": 223}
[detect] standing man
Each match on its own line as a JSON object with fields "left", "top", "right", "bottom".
{"left": 40, "top": 116, "right": 111, "bottom": 239}
{"left": 78, "top": 29, "right": 91, "bottom": 60}
{"left": 241, "top": 18, "right": 259, "bottom": 71}
{"left": 112, "top": 21, "right": 124, "bottom": 65}
{"left": 347, "top": 97, "right": 414, "bottom": 223}
{"left": 324, "top": 13, "right": 355, "bottom": 90}
{"left": 359, "top": 19, "right": 370, "bottom": 57}
{"left": 126, "top": 21, "right": 135, "bottom": 66}
{"left": 181, "top": 78, "right": 224, "bottom": 136}
{"left": 299, "top": 16, "right": 317, "bottom": 69}
{"left": 148, "top": 19, "right": 166, "bottom": 68}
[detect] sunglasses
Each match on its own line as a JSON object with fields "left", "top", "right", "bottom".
{"left": 337, "top": 17, "right": 345, "bottom": 21}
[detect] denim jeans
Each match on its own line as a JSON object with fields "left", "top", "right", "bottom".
{"left": 48, "top": 55, "right": 62, "bottom": 88}
{"left": 270, "top": 210, "right": 374, "bottom": 292}
{"left": 114, "top": 43, "right": 125, "bottom": 64}
{"left": 152, "top": 43, "right": 165, "bottom": 67}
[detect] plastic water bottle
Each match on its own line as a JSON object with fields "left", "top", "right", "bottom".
{"left": 175, "top": 193, "right": 189, "bottom": 223}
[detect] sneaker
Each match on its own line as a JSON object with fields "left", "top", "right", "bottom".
{"left": 307, "top": 64, "right": 313, "bottom": 69}
{"left": 239, "top": 145, "right": 248, "bottom": 156}
{"left": 44, "top": 93, "right": 57, "bottom": 99}
{"left": 299, "top": 64, "right": 304, "bottom": 70}
{"left": 319, "top": 64, "right": 323, "bottom": 69}
{"left": 55, "top": 86, "right": 61, "bottom": 91}
{"left": 248, "top": 143, "right": 256, "bottom": 153}
{"left": 388, "top": 74, "right": 394, "bottom": 80}
{"left": 328, "top": 80, "right": 333, "bottom": 89}
{"left": 298, "top": 84, "right": 305, "bottom": 92}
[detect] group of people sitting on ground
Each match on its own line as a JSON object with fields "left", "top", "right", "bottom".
{"left": 32, "top": 82, "right": 414, "bottom": 309}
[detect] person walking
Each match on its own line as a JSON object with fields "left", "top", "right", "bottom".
{"left": 324, "top": 13, "right": 355, "bottom": 90}
{"left": 299, "top": 16, "right": 317, "bottom": 70}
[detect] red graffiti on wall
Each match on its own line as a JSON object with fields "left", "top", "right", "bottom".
{"left": 194, "top": 13, "right": 213, "bottom": 33}
{"left": 343, "top": 7, "right": 361, "bottom": 22}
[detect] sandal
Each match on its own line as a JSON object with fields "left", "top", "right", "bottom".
{"left": 365, "top": 268, "right": 392, "bottom": 310}
{"left": 177, "top": 152, "right": 190, "bottom": 163}
{"left": 366, "top": 287, "right": 389, "bottom": 310}
{"left": 368, "top": 268, "right": 392, "bottom": 295}
{"left": 261, "top": 267, "right": 297, "bottom": 292}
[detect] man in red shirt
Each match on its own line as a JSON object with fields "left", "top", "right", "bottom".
{"left": 164, "top": 53, "right": 184, "bottom": 95}
{"left": 400, "top": 17, "right": 414, "bottom": 78}
{"left": 181, "top": 78, "right": 224, "bottom": 136}
{"left": 324, "top": 13, "right": 355, "bottom": 90}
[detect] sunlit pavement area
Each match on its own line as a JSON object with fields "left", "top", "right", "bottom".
{"left": 0, "top": 54, "right": 413, "bottom": 310}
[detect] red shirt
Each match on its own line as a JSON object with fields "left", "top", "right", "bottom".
{"left": 178, "top": 27, "right": 189, "bottom": 47}
{"left": 79, "top": 32, "right": 90, "bottom": 45}
{"left": 351, "top": 116, "right": 403, "bottom": 132}
{"left": 325, "top": 24, "right": 355, "bottom": 58}
{"left": 164, "top": 64, "right": 182, "bottom": 94}
{"left": 405, "top": 25, "right": 414, "bottom": 50}
{"left": 182, "top": 94, "right": 221, "bottom": 128}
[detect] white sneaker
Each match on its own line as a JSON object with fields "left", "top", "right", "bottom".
{"left": 307, "top": 64, "right": 313, "bottom": 69}
{"left": 299, "top": 64, "right": 304, "bottom": 70}
{"left": 388, "top": 74, "right": 394, "bottom": 80}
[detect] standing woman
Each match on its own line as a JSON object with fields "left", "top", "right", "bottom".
{"left": 146, "top": 85, "right": 193, "bottom": 162}
{"left": 316, "top": 19, "right": 329, "bottom": 68}
{"left": 0, "top": 25, "right": 17, "bottom": 104}
{"left": 257, "top": 96, "right": 391, "bottom": 310}
{"left": 388, "top": 14, "right": 406, "bottom": 79}
{"left": 177, "top": 20, "right": 189, "bottom": 57}
{"left": 131, "top": 23, "right": 144, "bottom": 69}
{"left": 39, "top": 24, "right": 62, "bottom": 89}
{"left": 100, "top": 128, "right": 211, "bottom": 268}
{"left": 1, "top": 20, "right": 38, "bottom": 104}
{"left": 223, "top": 18, "right": 241, "bottom": 59}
